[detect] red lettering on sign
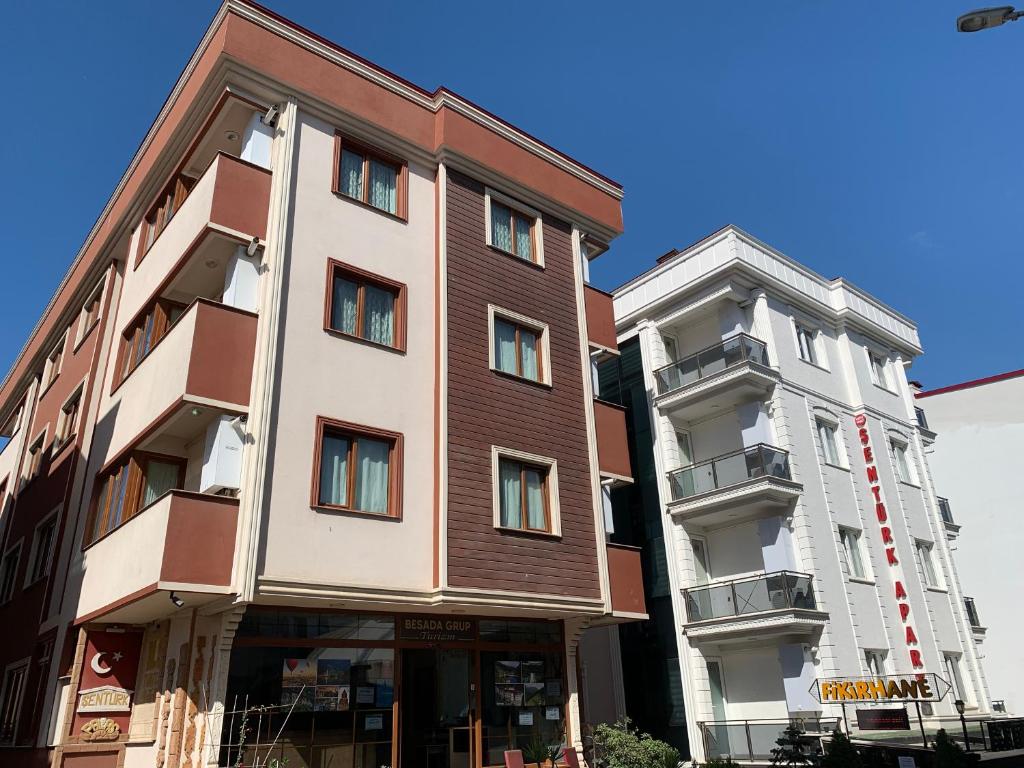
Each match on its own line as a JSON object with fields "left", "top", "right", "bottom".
{"left": 906, "top": 626, "right": 918, "bottom": 644}
{"left": 871, "top": 486, "right": 882, "bottom": 502}
{"left": 855, "top": 414, "right": 867, "bottom": 428}
{"left": 859, "top": 427, "right": 870, "bottom": 445}
{"left": 886, "top": 547, "right": 899, "bottom": 565}
{"left": 866, "top": 466, "right": 878, "bottom": 483}
{"left": 899, "top": 603, "right": 911, "bottom": 621}
{"left": 864, "top": 446, "right": 874, "bottom": 463}
{"left": 910, "top": 650, "right": 924, "bottom": 668}
{"left": 895, "top": 581, "right": 907, "bottom": 599}
{"left": 881, "top": 526, "right": 893, "bottom": 544}
{"left": 876, "top": 503, "right": 888, "bottom": 523}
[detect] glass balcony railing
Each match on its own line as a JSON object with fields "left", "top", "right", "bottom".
{"left": 964, "top": 597, "right": 982, "bottom": 628}
{"left": 699, "top": 718, "right": 839, "bottom": 762}
{"left": 655, "top": 333, "right": 770, "bottom": 395}
{"left": 684, "top": 570, "right": 815, "bottom": 622}
{"left": 937, "top": 496, "right": 955, "bottom": 525}
{"left": 668, "top": 443, "right": 792, "bottom": 500}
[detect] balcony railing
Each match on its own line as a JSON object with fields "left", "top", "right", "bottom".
{"left": 937, "top": 496, "right": 955, "bottom": 525}
{"left": 964, "top": 597, "right": 982, "bottom": 628}
{"left": 668, "top": 443, "right": 792, "bottom": 500}
{"left": 699, "top": 718, "right": 839, "bottom": 762}
{"left": 915, "top": 406, "right": 930, "bottom": 431}
{"left": 684, "top": 571, "right": 815, "bottom": 622}
{"left": 655, "top": 333, "right": 769, "bottom": 396}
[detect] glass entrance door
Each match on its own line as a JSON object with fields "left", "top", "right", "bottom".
{"left": 401, "top": 649, "right": 475, "bottom": 768}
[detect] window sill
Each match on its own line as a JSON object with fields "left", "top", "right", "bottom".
{"left": 332, "top": 190, "right": 407, "bottom": 223}
{"left": 797, "top": 357, "right": 830, "bottom": 374}
{"left": 495, "top": 525, "right": 561, "bottom": 540}
{"left": 898, "top": 480, "right": 922, "bottom": 490}
{"left": 73, "top": 320, "right": 100, "bottom": 354}
{"left": 487, "top": 244, "right": 544, "bottom": 271}
{"left": 872, "top": 382, "right": 898, "bottom": 396}
{"left": 823, "top": 462, "right": 850, "bottom": 472}
{"left": 51, "top": 436, "right": 77, "bottom": 462}
{"left": 849, "top": 577, "right": 876, "bottom": 586}
{"left": 925, "top": 585, "right": 948, "bottom": 594}
{"left": 311, "top": 503, "right": 402, "bottom": 522}
{"left": 491, "top": 367, "right": 552, "bottom": 390}
{"left": 38, "top": 375, "right": 60, "bottom": 401}
{"left": 324, "top": 327, "right": 405, "bottom": 355}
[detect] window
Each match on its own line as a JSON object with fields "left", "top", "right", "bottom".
{"left": 890, "top": 440, "right": 914, "bottom": 484}
{"left": 333, "top": 134, "right": 406, "bottom": 217}
{"left": 23, "top": 432, "right": 46, "bottom": 485}
{"left": 137, "top": 175, "right": 196, "bottom": 262}
{"left": 489, "top": 307, "right": 550, "bottom": 385}
{"left": 795, "top": 322, "right": 818, "bottom": 365}
{"left": 76, "top": 281, "right": 104, "bottom": 346}
{"left": 839, "top": 527, "right": 867, "bottom": 580}
{"left": 55, "top": 386, "right": 83, "bottom": 450}
{"left": 816, "top": 419, "right": 842, "bottom": 466}
{"left": 27, "top": 515, "right": 57, "bottom": 585}
{"left": 915, "top": 541, "right": 940, "bottom": 588}
{"left": 662, "top": 334, "right": 678, "bottom": 363}
{"left": 485, "top": 188, "right": 544, "bottom": 266}
{"left": 41, "top": 337, "right": 66, "bottom": 393}
{"left": 118, "top": 298, "right": 187, "bottom": 383}
{"left": 314, "top": 418, "right": 402, "bottom": 518}
{"left": 864, "top": 649, "right": 888, "bottom": 677}
{"left": 0, "top": 544, "right": 21, "bottom": 604}
{"left": 868, "top": 350, "right": 890, "bottom": 389}
{"left": 0, "top": 660, "right": 28, "bottom": 745}
{"left": 325, "top": 261, "right": 406, "bottom": 350}
{"left": 943, "top": 653, "right": 967, "bottom": 702}
{"left": 87, "top": 453, "right": 186, "bottom": 544}
{"left": 492, "top": 447, "right": 559, "bottom": 535}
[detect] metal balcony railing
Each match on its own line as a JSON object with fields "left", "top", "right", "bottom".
{"left": 655, "top": 333, "right": 770, "bottom": 395}
{"left": 699, "top": 717, "right": 840, "bottom": 762}
{"left": 684, "top": 570, "right": 815, "bottom": 621}
{"left": 668, "top": 443, "right": 792, "bottom": 500}
{"left": 937, "top": 496, "right": 955, "bottom": 525}
{"left": 915, "top": 405, "right": 930, "bottom": 431}
{"left": 964, "top": 597, "right": 982, "bottom": 628}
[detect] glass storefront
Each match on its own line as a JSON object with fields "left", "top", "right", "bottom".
{"left": 222, "top": 610, "right": 566, "bottom": 768}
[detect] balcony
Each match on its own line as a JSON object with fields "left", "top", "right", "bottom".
{"left": 584, "top": 285, "right": 618, "bottom": 355}
{"left": 699, "top": 718, "right": 840, "bottom": 763}
{"left": 937, "top": 496, "right": 961, "bottom": 536}
{"left": 666, "top": 444, "right": 802, "bottom": 527}
{"left": 654, "top": 334, "right": 778, "bottom": 422}
{"left": 607, "top": 543, "right": 646, "bottom": 617}
{"left": 107, "top": 299, "right": 257, "bottom": 456}
{"left": 594, "top": 399, "right": 632, "bottom": 485}
{"left": 682, "top": 571, "right": 827, "bottom": 644}
{"left": 915, "top": 405, "right": 937, "bottom": 441}
{"left": 77, "top": 491, "right": 238, "bottom": 623}
{"left": 964, "top": 597, "right": 986, "bottom": 642}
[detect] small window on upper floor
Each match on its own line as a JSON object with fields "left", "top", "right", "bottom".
{"left": 22, "top": 432, "right": 46, "bottom": 486}
{"left": 117, "top": 299, "right": 188, "bottom": 386}
{"left": 326, "top": 260, "right": 406, "bottom": 351}
{"left": 864, "top": 649, "right": 888, "bottom": 677}
{"left": 0, "top": 658, "right": 27, "bottom": 745}
{"left": 76, "top": 280, "right": 104, "bottom": 347}
{"left": 26, "top": 514, "right": 57, "bottom": 586}
{"left": 0, "top": 543, "right": 21, "bottom": 604}
{"left": 86, "top": 452, "right": 186, "bottom": 546}
{"left": 314, "top": 418, "right": 403, "bottom": 518}
{"left": 915, "top": 540, "right": 941, "bottom": 588}
{"left": 839, "top": 526, "right": 868, "bottom": 580}
{"left": 489, "top": 307, "right": 551, "bottom": 386}
{"left": 890, "top": 439, "right": 916, "bottom": 485}
{"left": 816, "top": 419, "right": 843, "bottom": 467}
{"left": 492, "top": 447, "right": 560, "bottom": 536}
{"left": 333, "top": 133, "right": 407, "bottom": 219}
{"left": 795, "top": 322, "right": 818, "bottom": 366}
{"left": 41, "top": 336, "right": 66, "bottom": 394}
{"left": 55, "top": 385, "right": 83, "bottom": 452}
{"left": 485, "top": 188, "right": 544, "bottom": 266}
{"left": 137, "top": 175, "right": 197, "bottom": 264}
{"left": 868, "top": 349, "right": 892, "bottom": 390}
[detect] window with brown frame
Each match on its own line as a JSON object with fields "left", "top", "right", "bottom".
{"left": 0, "top": 659, "right": 27, "bottom": 744}
{"left": 117, "top": 298, "right": 188, "bottom": 384}
{"left": 325, "top": 261, "right": 406, "bottom": 351}
{"left": 23, "top": 434, "right": 45, "bottom": 485}
{"left": 313, "top": 418, "right": 402, "bottom": 518}
{"left": 26, "top": 515, "right": 56, "bottom": 585}
{"left": 86, "top": 452, "right": 186, "bottom": 545}
{"left": 41, "top": 337, "right": 65, "bottom": 393}
{"left": 137, "top": 175, "right": 197, "bottom": 263}
{"left": 332, "top": 134, "right": 408, "bottom": 218}
{"left": 497, "top": 458, "right": 551, "bottom": 533}
{"left": 492, "top": 315, "right": 545, "bottom": 383}
{"left": 77, "top": 282, "right": 104, "bottom": 345}
{"left": 0, "top": 543, "right": 21, "bottom": 605}
{"left": 55, "top": 386, "right": 82, "bottom": 450}
{"left": 489, "top": 199, "right": 536, "bottom": 262}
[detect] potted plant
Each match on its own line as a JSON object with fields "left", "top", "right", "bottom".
{"left": 523, "top": 735, "right": 565, "bottom": 768}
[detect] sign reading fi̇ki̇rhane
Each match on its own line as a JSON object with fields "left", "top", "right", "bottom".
{"left": 810, "top": 673, "right": 951, "bottom": 704}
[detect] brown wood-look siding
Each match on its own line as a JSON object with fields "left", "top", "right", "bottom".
{"left": 445, "top": 171, "right": 600, "bottom": 599}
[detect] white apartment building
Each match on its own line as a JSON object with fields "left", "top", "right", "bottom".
{"left": 592, "top": 226, "right": 991, "bottom": 762}
{"left": 915, "top": 370, "right": 1024, "bottom": 716}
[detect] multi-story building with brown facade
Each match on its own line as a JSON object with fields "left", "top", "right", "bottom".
{"left": 0, "top": 3, "right": 642, "bottom": 767}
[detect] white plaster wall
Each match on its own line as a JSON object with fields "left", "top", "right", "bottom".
{"left": 258, "top": 111, "right": 435, "bottom": 593}
{"left": 689, "top": 411, "right": 742, "bottom": 462}
{"left": 706, "top": 521, "right": 764, "bottom": 580}
{"left": 719, "top": 648, "right": 788, "bottom": 720}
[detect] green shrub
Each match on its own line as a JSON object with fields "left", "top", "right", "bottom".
{"left": 933, "top": 729, "right": 975, "bottom": 768}
{"left": 821, "top": 730, "right": 863, "bottom": 768}
{"left": 592, "top": 719, "right": 681, "bottom": 768}
{"left": 770, "top": 723, "right": 820, "bottom": 766}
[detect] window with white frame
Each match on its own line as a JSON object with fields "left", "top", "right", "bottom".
{"left": 943, "top": 652, "right": 968, "bottom": 702}
{"left": 491, "top": 447, "right": 559, "bottom": 536}
{"left": 816, "top": 419, "right": 842, "bottom": 466}
{"left": 839, "top": 527, "right": 868, "bottom": 580}
{"left": 488, "top": 306, "right": 551, "bottom": 385}
{"left": 916, "top": 540, "right": 940, "bottom": 588}
{"left": 76, "top": 280, "right": 104, "bottom": 347}
{"left": 0, "top": 543, "right": 21, "bottom": 604}
{"left": 484, "top": 188, "right": 544, "bottom": 266}
{"left": 0, "top": 660, "right": 28, "bottom": 745}
{"left": 26, "top": 514, "right": 57, "bottom": 585}
{"left": 868, "top": 349, "right": 891, "bottom": 389}
{"left": 55, "top": 385, "right": 83, "bottom": 451}
{"left": 795, "top": 322, "right": 819, "bottom": 365}
{"left": 890, "top": 439, "right": 915, "bottom": 484}
{"left": 41, "top": 336, "right": 66, "bottom": 393}
{"left": 864, "top": 649, "right": 888, "bottom": 677}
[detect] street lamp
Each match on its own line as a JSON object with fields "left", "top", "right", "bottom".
{"left": 957, "top": 6, "right": 1023, "bottom": 32}
{"left": 954, "top": 699, "right": 971, "bottom": 752}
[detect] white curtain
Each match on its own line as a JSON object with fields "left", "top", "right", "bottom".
{"left": 525, "top": 468, "right": 545, "bottom": 529}
{"left": 142, "top": 460, "right": 179, "bottom": 507}
{"left": 519, "top": 329, "right": 538, "bottom": 380}
{"left": 369, "top": 160, "right": 397, "bottom": 213}
{"left": 332, "top": 277, "right": 359, "bottom": 335}
{"left": 494, "top": 320, "right": 517, "bottom": 374}
{"left": 491, "top": 201, "right": 512, "bottom": 252}
{"left": 340, "top": 150, "right": 363, "bottom": 199}
{"left": 514, "top": 213, "right": 533, "bottom": 260}
{"left": 364, "top": 285, "right": 395, "bottom": 346}
{"left": 355, "top": 438, "right": 390, "bottom": 514}
{"left": 319, "top": 434, "right": 349, "bottom": 506}
{"left": 499, "top": 460, "right": 521, "bottom": 528}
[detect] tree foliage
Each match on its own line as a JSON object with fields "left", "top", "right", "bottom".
{"left": 592, "top": 719, "right": 681, "bottom": 768}
{"left": 770, "top": 723, "right": 820, "bottom": 766}
{"left": 821, "top": 729, "right": 863, "bottom": 768}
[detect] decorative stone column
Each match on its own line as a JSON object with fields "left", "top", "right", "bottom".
{"left": 564, "top": 616, "right": 593, "bottom": 767}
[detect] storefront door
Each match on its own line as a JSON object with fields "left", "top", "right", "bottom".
{"left": 401, "top": 649, "right": 476, "bottom": 768}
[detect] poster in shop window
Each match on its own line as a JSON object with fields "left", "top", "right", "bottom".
{"left": 523, "top": 683, "right": 545, "bottom": 706}
{"left": 495, "top": 661, "right": 521, "bottom": 684}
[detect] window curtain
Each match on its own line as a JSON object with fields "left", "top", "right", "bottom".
{"left": 514, "top": 213, "right": 533, "bottom": 260}
{"left": 355, "top": 438, "right": 390, "bottom": 514}
{"left": 491, "top": 202, "right": 513, "bottom": 252}
{"left": 524, "top": 468, "right": 545, "bottom": 529}
{"left": 369, "top": 160, "right": 397, "bottom": 213}
{"left": 519, "top": 329, "right": 538, "bottom": 380}
{"left": 499, "top": 460, "right": 521, "bottom": 528}
{"left": 142, "top": 460, "right": 179, "bottom": 507}
{"left": 494, "top": 320, "right": 517, "bottom": 374}
{"left": 364, "top": 285, "right": 395, "bottom": 346}
{"left": 108, "top": 470, "right": 130, "bottom": 529}
{"left": 340, "top": 150, "right": 364, "bottom": 199}
{"left": 331, "top": 277, "right": 359, "bottom": 335}
{"left": 319, "top": 434, "right": 349, "bottom": 506}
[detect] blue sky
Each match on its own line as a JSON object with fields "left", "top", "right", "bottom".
{"left": 1, "top": 0, "right": 1020, "bottom": 389}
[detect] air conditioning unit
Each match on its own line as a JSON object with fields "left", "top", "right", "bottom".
{"left": 200, "top": 415, "right": 244, "bottom": 494}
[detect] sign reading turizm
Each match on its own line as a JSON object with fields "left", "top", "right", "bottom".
{"left": 810, "top": 673, "right": 951, "bottom": 704}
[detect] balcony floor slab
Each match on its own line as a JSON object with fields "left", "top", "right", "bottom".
{"left": 684, "top": 608, "right": 829, "bottom": 645}
{"left": 668, "top": 475, "right": 803, "bottom": 528}
{"left": 655, "top": 362, "right": 779, "bottom": 421}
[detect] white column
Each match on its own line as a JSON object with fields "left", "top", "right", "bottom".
{"left": 748, "top": 288, "right": 777, "bottom": 366}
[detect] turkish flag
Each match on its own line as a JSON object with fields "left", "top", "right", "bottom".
{"left": 79, "top": 629, "right": 144, "bottom": 691}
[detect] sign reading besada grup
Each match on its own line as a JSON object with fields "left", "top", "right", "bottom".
{"left": 809, "top": 673, "right": 951, "bottom": 704}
